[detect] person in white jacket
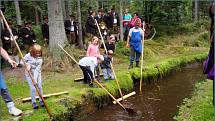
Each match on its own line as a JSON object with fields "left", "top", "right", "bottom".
{"left": 79, "top": 55, "right": 104, "bottom": 87}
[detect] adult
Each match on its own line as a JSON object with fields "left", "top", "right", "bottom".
{"left": 19, "top": 22, "right": 36, "bottom": 50}
{"left": 85, "top": 11, "right": 97, "bottom": 37}
{"left": 0, "top": 46, "right": 22, "bottom": 116}
{"left": 96, "top": 9, "right": 108, "bottom": 40}
{"left": 126, "top": 19, "right": 144, "bottom": 69}
{"left": 203, "top": 3, "right": 214, "bottom": 104}
{"left": 1, "top": 21, "right": 18, "bottom": 54}
{"left": 123, "top": 9, "right": 132, "bottom": 41}
{"left": 130, "top": 12, "right": 140, "bottom": 28}
{"left": 64, "top": 15, "right": 78, "bottom": 45}
{"left": 41, "top": 16, "right": 49, "bottom": 46}
{"left": 1, "top": 21, "right": 20, "bottom": 65}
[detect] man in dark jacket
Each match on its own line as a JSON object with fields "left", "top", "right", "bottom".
{"left": 1, "top": 21, "right": 18, "bottom": 54}
{"left": 41, "top": 16, "right": 49, "bottom": 46}
{"left": 64, "top": 15, "right": 78, "bottom": 45}
{"left": 19, "top": 22, "right": 36, "bottom": 50}
{"left": 85, "top": 11, "right": 97, "bottom": 37}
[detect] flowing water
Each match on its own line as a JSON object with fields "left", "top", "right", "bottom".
{"left": 81, "top": 63, "right": 205, "bottom": 121}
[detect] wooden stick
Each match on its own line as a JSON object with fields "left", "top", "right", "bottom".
{"left": 22, "top": 91, "right": 69, "bottom": 103}
{"left": 57, "top": 45, "right": 131, "bottom": 112}
{"left": 0, "top": 10, "right": 52, "bottom": 119}
{"left": 74, "top": 74, "right": 103, "bottom": 82}
{"left": 113, "top": 91, "right": 136, "bottom": 104}
{"left": 58, "top": 44, "right": 78, "bottom": 64}
{"left": 93, "top": 79, "right": 126, "bottom": 110}
{"left": 95, "top": 19, "right": 124, "bottom": 102}
{"left": 140, "top": 21, "right": 145, "bottom": 93}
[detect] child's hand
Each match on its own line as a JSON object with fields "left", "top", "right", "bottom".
{"left": 26, "top": 63, "right": 31, "bottom": 71}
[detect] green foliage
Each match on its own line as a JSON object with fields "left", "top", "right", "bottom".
{"left": 174, "top": 80, "right": 214, "bottom": 121}
{"left": 32, "top": 25, "right": 44, "bottom": 45}
{"left": 129, "top": 53, "right": 207, "bottom": 81}
{"left": 4, "top": 2, "right": 16, "bottom": 24}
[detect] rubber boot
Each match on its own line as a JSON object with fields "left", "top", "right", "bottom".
{"left": 128, "top": 62, "right": 133, "bottom": 69}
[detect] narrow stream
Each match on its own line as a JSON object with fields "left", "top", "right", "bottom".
{"left": 82, "top": 63, "right": 205, "bottom": 121}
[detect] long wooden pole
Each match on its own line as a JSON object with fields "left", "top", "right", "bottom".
{"left": 93, "top": 79, "right": 126, "bottom": 110}
{"left": 57, "top": 44, "right": 131, "bottom": 112}
{"left": 95, "top": 19, "right": 124, "bottom": 102}
{"left": 0, "top": 10, "right": 52, "bottom": 119}
{"left": 140, "top": 21, "right": 145, "bottom": 93}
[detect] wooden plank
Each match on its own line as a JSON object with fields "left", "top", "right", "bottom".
{"left": 74, "top": 74, "right": 103, "bottom": 82}
{"left": 22, "top": 91, "right": 69, "bottom": 103}
{"left": 113, "top": 91, "right": 136, "bottom": 104}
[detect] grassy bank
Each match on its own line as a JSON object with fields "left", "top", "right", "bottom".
{"left": 174, "top": 80, "right": 214, "bottom": 121}
{"left": 1, "top": 25, "right": 211, "bottom": 120}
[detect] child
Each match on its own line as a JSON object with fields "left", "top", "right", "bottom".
{"left": 101, "top": 35, "right": 116, "bottom": 53}
{"left": 0, "top": 47, "right": 22, "bottom": 116}
{"left": 86, "top": 36, "right": 100, "bottom": 57}
{"left": 86, "top": 36, "right": 101, "bottom": 82}
{"left": 100, "top": 50, "right": 115, "bottom": 80}
{"left": 79, "top": 55, "right": 104, "bottom": 87}
{"left": 23, "top": 44, "right": 44, "bottom": 109}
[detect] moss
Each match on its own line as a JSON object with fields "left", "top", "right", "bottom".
{"left": 174, "top": 80, "right": 214, "bottom": 121}
{"left": 129, "top": 53, "right": 207, "bottom": 83}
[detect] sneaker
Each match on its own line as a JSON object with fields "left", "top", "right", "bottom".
{"left": 7, "top": 102, "right": 23, "bottom": 116}
{"left": 8, "top": 107, "right": 22, "bottom": 116}
{"left": 32, "top": 102, "right": 39, "bottom": 109}
{"left": 39, "top": 101, "right": 44, "bottom": 107}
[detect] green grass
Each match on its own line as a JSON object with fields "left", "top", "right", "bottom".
{"left": 0, "top": 29, "right": 212, "bottom": 120}
{"left": 174, "top": 80, "right": 214, "bottom": 121}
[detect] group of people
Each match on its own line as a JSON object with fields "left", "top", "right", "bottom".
{"left": 0, "top": 7, "right": 146, "bottom": 116}
{"left": 65, "top": 7, "right": 143, "bottom": 46}
{"left": 1, "top": 4, "right": 214, "bottom": 118}
{"left": 1, "top": 20, "right": 37, "bottom": 66}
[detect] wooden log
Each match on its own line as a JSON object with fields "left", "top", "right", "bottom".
{"left": 113, "top": 91, "right": 136, "bottom": 104}
{"left": 74, "top": 74, "right": 103, "bottom": 82}
{"left": 22, "top": 91, "right": 69, "bottom": 103}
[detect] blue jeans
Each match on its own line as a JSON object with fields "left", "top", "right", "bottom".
{"left": 102, "top": 68, "right": 114, "bottom": 80}
{"left": 130, "top": 46, "right": 141, "bottom": 63}
{"left": 0, "top": 71, "right": 13, "bottom": 103}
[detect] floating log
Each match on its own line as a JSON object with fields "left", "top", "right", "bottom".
{"left": 74, "top": 74, "right": 103, "bottom": 82}
{"left": 22, "top": 91, "right": 69, "bottom": 103}
{"left": 113, "top": 91, "right": 136, "bottom": 104}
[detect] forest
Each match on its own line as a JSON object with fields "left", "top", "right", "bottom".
{"left": 0, "top": 0, "right": 214, "bottom": 121}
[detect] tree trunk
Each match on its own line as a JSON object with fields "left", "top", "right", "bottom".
{"left": 77, "top": 0, "right": 84, "bottom": 48}
{"left": 67, "top": 0, "right": 73, "bottom": 15}
{"left": 119, "top": 0, "right": 123, "bottom": 41}
{"left": 14, "top": 0, "right": 22, "bottom": 25}
{"left": 65, "top": 0, "right": 72, "bottom": 18}
{"left": 34, "top": 7, "right": 40, "bottom": 25}
{"left": 48, "top": 0, "right": 67, "bottom": 57}
{"left": 62, "top": 1, "right": 66, "bottom": 20}
{"left": 194, "top": 0, "right": 198, "bottom": 21}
